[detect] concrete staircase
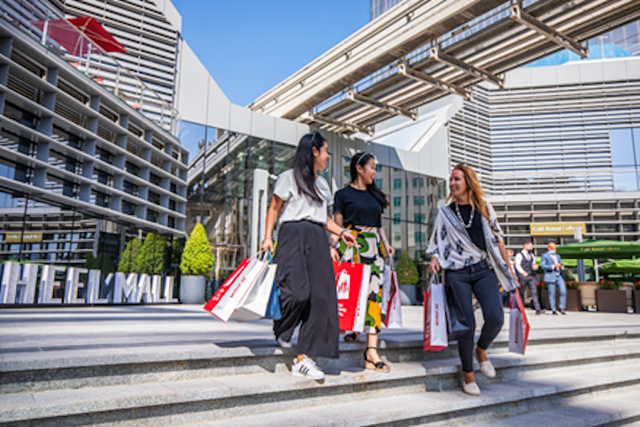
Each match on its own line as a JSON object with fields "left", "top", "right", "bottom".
{"left": 1, "top": 328, "right": 640, "bottom": 426}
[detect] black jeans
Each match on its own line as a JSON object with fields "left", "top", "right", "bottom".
{"left": 445, "top": 260, "right": 504, "bottom": 373}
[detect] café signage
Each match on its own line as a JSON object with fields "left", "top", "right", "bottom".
{"left": 529, "top": 222, "right": 586, "bottom": 236}
{"left": 5, "top": 232, "right": 43, "bottom": 243}
{"left": 0, "top": 261, "right": 177, "bottom": 305}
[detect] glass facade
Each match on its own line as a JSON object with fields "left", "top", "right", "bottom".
{"left": 526, "top": 19, "right": 640, "bottom": 67}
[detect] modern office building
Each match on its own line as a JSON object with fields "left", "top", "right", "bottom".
{"left": 0, "top": 0, "right": 188, "bottom": 270}
{"left": 439, "top": 20, "right": 640, "bottom": 250}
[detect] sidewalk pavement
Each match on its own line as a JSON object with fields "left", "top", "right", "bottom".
{"left": 1, "top": 305, "right": 638, "bottom": 358}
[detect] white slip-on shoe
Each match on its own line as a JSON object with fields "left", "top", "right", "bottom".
{"left": 462, "top": 381, "right": 481, "bottom": 396}
{"left": 479, "top": 360, "right": 496, "bottom": 379}
{"left": 291, "top": 355, "right": 325, "bottom": 381}
{"left": 277, "top": 337, "right": 293, "bottom": 348}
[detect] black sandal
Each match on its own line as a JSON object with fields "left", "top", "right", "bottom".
{"left": 343, "top": 332, "right": 361, "bottom": 342}
{"left": 364, "top": 347, "right": 390, "bottom": 372}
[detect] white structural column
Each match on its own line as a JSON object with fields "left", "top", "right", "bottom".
{"left": 250, "top": 169, "right": 277, "bottom": 257}
{"left": 509, "top": 6, "right": 588, "bottom": 58}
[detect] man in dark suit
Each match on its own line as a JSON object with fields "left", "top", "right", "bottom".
{"left": 515, "top": 241, "right": 543, "bottom": 314}
{"left": 540, "top": 242, "right": 567, "bottom": 315}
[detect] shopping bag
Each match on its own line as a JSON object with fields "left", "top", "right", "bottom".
{"left": 203, "top": 254, "right": 268, "bottom": 322}
{"left": 334, "top": 260, "right": 370, "bottom": 333}
{"left": 229, "top": 255, "right": 276, "bottom": 322}
{"left": 263, "top": 280, "right": 281, "bottom": 320}
{"left": 444, "top": 276, "right": 469, "bottom": 341}
{"left": 509, "top": 291, "right": 531, "bottom": 355}
{"left": 382, "top": 263, "right": 402, "bottom": 329}
{"left": 424, "top": 275, "right": 447, "bottom": 351}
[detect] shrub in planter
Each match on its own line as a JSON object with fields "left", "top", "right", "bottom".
{"left": 179, "top": 224, "right": 214, "bottom": 304}
{"left": 137, "top": 233, "right": 167, "bottom": 275}
{"left": 118, "top": 238, "right": 142, "bottom": 274}
{"left": 396, "top": 250, "right": 419, "bottom": 305}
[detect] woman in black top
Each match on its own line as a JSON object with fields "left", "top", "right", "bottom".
{"left": 330, "top": 152, "right": 395, "bottom": 372}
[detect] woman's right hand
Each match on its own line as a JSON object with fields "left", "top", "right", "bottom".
{"left": 428, "top": 257, "right": 440, "bottom": 275}
{"left": 330, "top": 247, "right": 340, "bottom": 262}
{"left": 260, "top": 238, "right": 273, "bottom": 253}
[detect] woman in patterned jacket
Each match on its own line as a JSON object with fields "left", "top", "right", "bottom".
{"left": 427, "top": 164, "right": 518, "bottom": 396}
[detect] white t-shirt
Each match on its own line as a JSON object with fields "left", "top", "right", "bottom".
{"left": 273, "top": 169, "right": 332, "bottom": 225}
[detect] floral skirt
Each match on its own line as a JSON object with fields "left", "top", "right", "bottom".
{"left": 339, "top": 225, "right": 386, "bottom": 334}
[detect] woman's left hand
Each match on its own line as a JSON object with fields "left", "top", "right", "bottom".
{"left": 386, "top": 245, "right": 395, "bottom": 258}
{"left": 341, "top": 231, "right": 357, "bottom": 247}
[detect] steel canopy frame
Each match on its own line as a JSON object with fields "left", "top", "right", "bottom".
{"left": 254, "top": 0, "right": 640, "bottom": 136}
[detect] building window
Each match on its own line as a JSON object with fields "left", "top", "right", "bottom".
{"left": 394, "top": 178, "right": 402, "bottom": 188}
{"left": 375, "top": 179, "right": 383, "bottom": 188}
{"left": 393, "top": 197, "right": 401, "bottom": 206}
{"left": 414, "top": 213, "right": 425, "bottom": 223}
{"left": 393, "top": 213, "right": 401, "bottom": 224}
{"left": 414, "top": 196, "right": 425, "bottom": 206}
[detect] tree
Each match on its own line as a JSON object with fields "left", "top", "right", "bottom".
{"left": 118, "top": 238, "right": 142, "bottom": 274}
{"left": 396, "top": 250, "right": 419, "bottom": 285}
{"left": 137, "top": 233, "right": 166, "bottom": 275}
{"left": 180, "top": 223, "right": 214, "bottom": 275}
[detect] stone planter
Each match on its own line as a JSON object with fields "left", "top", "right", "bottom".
{"left": 400, "top": 284, "right": 417, "bottom": 306}
{"left": 540, "top": 288, "right": 581, "bottom": 312}
{"left": 633, "top": 290, "right": 640, "bottom": 314}
{"left": 577, "top": 282, "right": 598, "bottom": 308}
{"left": 179, "top": 275, "right": 206, "bottom": 304}
{"left": 595, "top": 289, "right": 627, "bottom": 313}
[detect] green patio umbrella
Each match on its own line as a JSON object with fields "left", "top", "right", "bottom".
{"left": 599, "top": 259, "right": 640, "bottom": 274}
{"left": 555, "top": 240, "right": 640, "bottom": 260}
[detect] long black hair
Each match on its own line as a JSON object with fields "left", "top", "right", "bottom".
{"left": 293, "top": 130, "right": 326, "bottom": 204}
{"left": 350, "top": 152, "right": 389, "bottom": 209}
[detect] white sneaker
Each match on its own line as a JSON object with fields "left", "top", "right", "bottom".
{"left": 277, "top": 337, "right": 293, "bottom": 348}
{"left": 292, "top": 355, "right": 325, "bottom": 381}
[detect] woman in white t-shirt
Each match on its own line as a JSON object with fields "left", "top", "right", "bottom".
{"left": 261, "top": 130, "right": 356, "bottom": 381}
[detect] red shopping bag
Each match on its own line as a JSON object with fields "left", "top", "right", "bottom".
{"left": 424, "top": 277, "right": 447, "bottom": 351}
{"left": 203, "top": 256, "right": 267, "bottom": 322}
{"left": 509, "top": 291, "right": 531, "bottom": 355}
{"left": 334, "top": 260, "right": 370, "bottom": 333}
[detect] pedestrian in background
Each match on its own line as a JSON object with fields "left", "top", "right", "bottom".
{"left": 261, "top": 130, "right": 356, "bottom": 381}
{"left": 540, "top": 242, "right": 567, "bottom": 315}
{"left": 427, "top": 164, "right": 518, "bottom": 396}
{"left": 515, "top": 241, "right": 543, "bottom": 314}
{"left": 330, "top": 152, "right": 395, "bottom": 373}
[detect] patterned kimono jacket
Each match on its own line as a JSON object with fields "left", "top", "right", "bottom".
{"left": 426, "top": 201, "right": 518, "bottom": 292}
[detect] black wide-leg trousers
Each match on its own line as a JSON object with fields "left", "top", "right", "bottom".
{"left": 273, "top": 220, "right": 339, "bottom": 359}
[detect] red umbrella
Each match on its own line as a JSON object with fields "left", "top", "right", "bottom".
{"left": 32, "top": 16, "right": 126, "bottom": 55}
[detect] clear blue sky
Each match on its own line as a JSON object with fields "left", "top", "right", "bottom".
{"left": 171, "top": 1, "right": 370, "bottom": 107}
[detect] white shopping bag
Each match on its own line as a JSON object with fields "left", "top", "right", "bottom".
{"left": 385, "top": 270, "right": 402, "bottom": 329}
{"left": 230, "top": 262, "right": 277, "bottom": 322}
{"left": 351, "top": 264, "right": 371, "bottom": 333}
{"left": 381, "top": 263, "right": 393, "bottom": 317}
{"left": 204, "top": 255, "right": 268, "bottom": 322}
{"left": 509, "top": 292, "right": 530, "bottom": 355}
{"left": 424, "top": 276, "right": 447, "bottom": 351}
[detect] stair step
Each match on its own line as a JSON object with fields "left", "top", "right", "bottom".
{"left": 1, "top": 341, "right": 639, "bottom": 425}
{"left": 469, "top": 388, "right": 640, "bottom": 427}
{"left": 184, "top": 370, "right": 640, "bottom": 427}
